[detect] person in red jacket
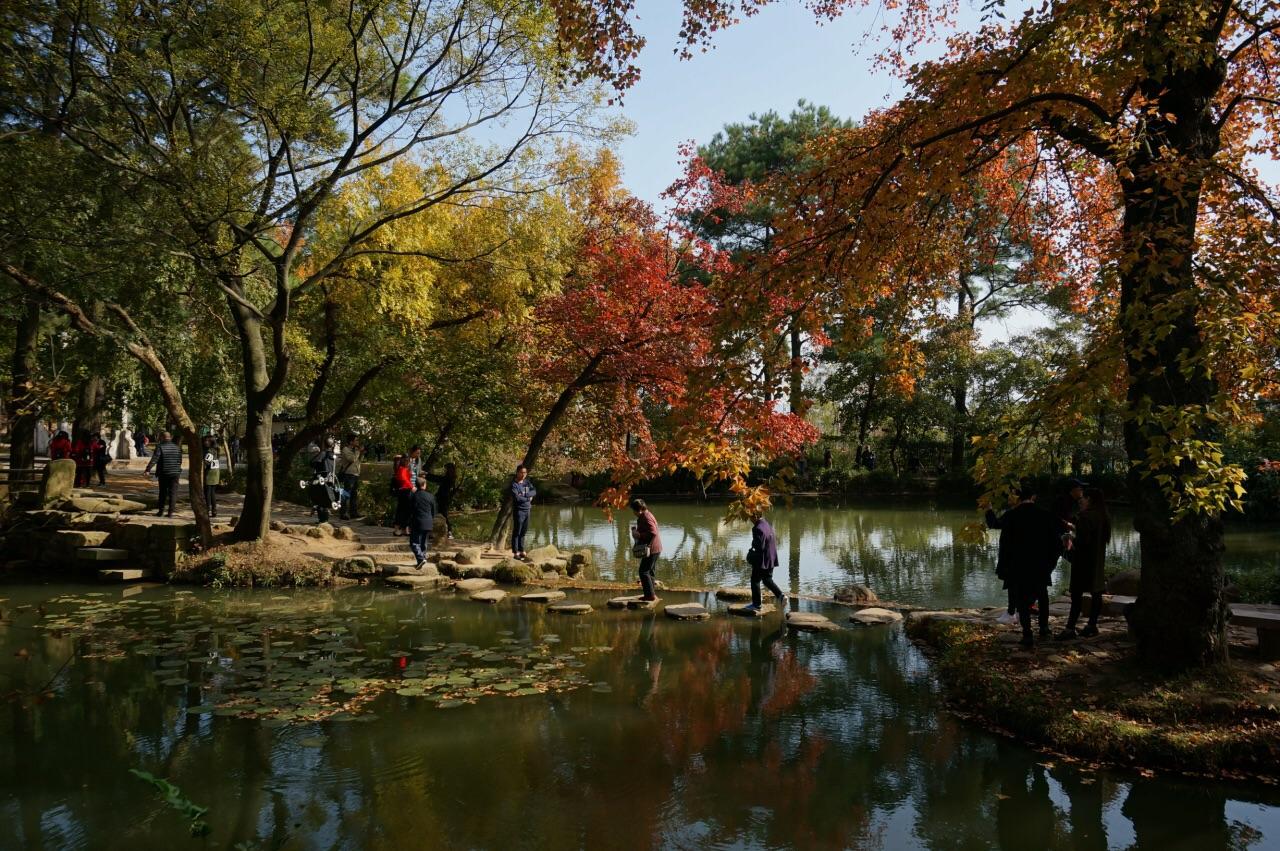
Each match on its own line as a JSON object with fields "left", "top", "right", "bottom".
{"left": 390, "top": 455, "right": 413, "bottom": 535}
{"left": 49, "top": 430, "right": 72, "bottom": 460}
{"left": 71, "top": 431, "right": 94, "bottom": 487}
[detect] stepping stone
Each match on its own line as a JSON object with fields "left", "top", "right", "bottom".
{"left": 664, "top": 603, "right": 710, "bottom": 621}
{"left": 385, "top": 574, "right": 451, "bottom": 591}
{"left": 520, "top": 590, "right": 566, "bottom": 603}
{"left": 76, "top": 547, "right": 131, "bottom": 562}
{"left": 455, "top": 578, "right": 496, "bottom": 594}
{"left": 834, "top": 584, "right": 879, "bottom": 604}
{"left": 606, "top": 595, "right": 660, "bottom": 610}
{"left": 470, "top": 589, "right": 507, "bottom": 604}
{"left": 547, "top": 602, "right": 592, "bottom": 615}
{"left": 785, "top": 612, "right": 840, "bottom": 632}
{"left": 849, "top": 607, "right": 904, "bottom": 626}
{"left": 715, "top": 587, "right": 753, "bottom": 602}
{"left": 98, "top": 568, "right": 152, "bottom": 582}
{"left": 728, "top": 602, "right": 774, "bottom": 618}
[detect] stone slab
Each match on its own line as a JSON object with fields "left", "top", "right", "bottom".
{"left": 99, "top": 568, "right": 152, "bottom": 582}
{"left": 785, "top": 612, "right": 840, "bottom": 632}
{"left": 547, "top": 602, "right": 592, "bottom": 615}
{"left": 76, "top": 547, "right": 131, "bottom": 562}
{"left": 385, "top": 574, "right": 451, "bottom": 590}
{"left": 520, "top": 590, "right": 566, "bottom": 603}
{"left": 60, "top": 496, "right": 149, "bottom": 514}
{"left": 664, "top": 603, "right": 710, "bottom": 621}
{"left": 715, "top": 587, "right": 753, "bottom": 602}
{"left": 455, "top": 577, "right": 496, "bottom": 594}
{"left": 470, "top": 589, "right": 508, "bottom": 604}
{"left": 849, "top": 607, "right": 904, "bottom": 626}
{"left": 55, "top": 530, "right": 112, "bottom": 548}
{"left": 607, "top": 595, "right": 660, "bottom": 610}
{"left": 728, "top": 602, "right": 775, "bottom": 618}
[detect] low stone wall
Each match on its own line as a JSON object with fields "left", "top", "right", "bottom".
{"left": 0, "top": 508, "right": 196, "bottom": 576}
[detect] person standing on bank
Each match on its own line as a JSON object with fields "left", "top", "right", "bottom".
{"left": 426, "top": 462, "right": 458, "bottom": 540}
{"left": 1058, "top": 487, "right": 1112, "bottom": 640}
{"left": 91, "top": 431, "right": 111, "bottom": 485}
{"left": 391, "top": 455, "right": 413, "bottom": 536}
{"left": 510, "top": 465, "right": 536, "bottom": 558}
{"left": 145, "top": 431, "right": 183, "bottom": 518}
{"left": 985, "top": 480, "right": 1066, "bottom": 648}
{"left": 337, "top": 434, "right": 363, "bottom": 520}
{"left": 71, "top": 431, "right": 94, "bottom": 487}
{"left": 744, "top": 512, "right": 786, "bottom": 612}
{"left": 630, "top": 498, "right": 663, "bottom": 602}
{"left": 409, "top": 475, "right": 437, "bottom": 568}
{"left": 201, "top": 435, "right": 221, "bottom": 518}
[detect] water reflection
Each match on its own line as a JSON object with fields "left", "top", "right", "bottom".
{"left": 455, "top": 502, "right": 1280, "bottom": 609}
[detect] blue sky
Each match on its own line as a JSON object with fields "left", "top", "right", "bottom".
{"left": 607, "top": 1, "right": 929, "bottom": 204}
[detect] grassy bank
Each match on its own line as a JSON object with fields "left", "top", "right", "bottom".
{"left": 907, "top": 616, "right": 1280, "bottom": 782}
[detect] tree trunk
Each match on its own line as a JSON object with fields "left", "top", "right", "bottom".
{"left": 227, "top": 295, "right": 276, "bottom": 542}
{"left": 7, "top": 298, "right": 40, "bottom": 470}
{"left": 788, "top": 323, "right": 803, "bottom": 414}
{"left": 950, "top": 283, "right": 972, "bottom": 471}
{"left": 72, "top": 374, "right": 104, "bottom": 438}
{"left": 1119, "top": 75, "right": 1227, "bottom": 669}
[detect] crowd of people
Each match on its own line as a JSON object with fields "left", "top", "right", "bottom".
{"left": 986, "top": 478, "right": 1112, "bottom": 648}
{"left": 48, "top": 428, "right": 113, "bottom": 487}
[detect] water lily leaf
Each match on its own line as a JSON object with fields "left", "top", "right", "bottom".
{"left": 161, "top": 677, "right": 189, "bottom": 686}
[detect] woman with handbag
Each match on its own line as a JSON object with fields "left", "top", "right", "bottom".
{"left": 629, "top": 498, "right": 662, "bottom": 602}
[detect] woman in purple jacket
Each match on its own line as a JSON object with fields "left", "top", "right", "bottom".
{"left": 630, "top": 498, "right": 662, "bottom": 602}
{"left": 745, "top": 512, "right": 786, "bottom": 612}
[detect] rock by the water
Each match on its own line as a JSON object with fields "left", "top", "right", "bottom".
{"left": 849, "top": 607, "right": 904, "bottom": 626}
{"left": 270, "top": 520, "right": 288, "bottom": 532}
{"left": 728, "top": 602, "right": 774, "bottom": 617}
{"left": 305, "top": 526, "right": 325, "bottom": 538}
{"left": 339, "top": 556, "right": 378, "bottom": 577}
{"left": 493, "top": 559, "right": 539, "bottom": 584}
{"left": 525, "top": 544, "right": 559, "bottom": 563}
{"left": 664, "top": 603, "right": 710, "bottom": 621}
{"left": 437, "top": 560, "right": 460, "bottom": 578}
{"left": 386, "top": 574, "right": 451, "bottom": 590}
{"left": 55, "top": 529, "right": 111, "bottom": 548}
{"left": 76, "top": 547, "right": 130, "bottom": 562}
{"left": 283, "top": 524, "right": 309, "bottom": 536}
{"left": 520, "top": 590, "right": 566, "bottom": 603}
{"left": 535, "top": 557, "right": 569, "bottom": 575}
{"left": 547, "top": 601, "right": 592, "bottom": 615}
{"left": 834, "top": 584, "right": 879, "bottom": 604}
{"left": 60, "top": 496, "right": 147, "bottom": 514}
{"left": 455, "top": 577, "right": 496, "bottom": 594}
{"left": 470, "top": 589, "right": 507, "bottom": 604}
{"left": 785, "top": 612, "right": 840, "bottom": 632}
{"left": 541, "top": 570, "right": 561, "bottom": 583}
{"left": 41, "top": 459, "right": 76, "bottom": 505}
{"left": 460, "top": 564, "right": 494, "bottom": 579}
{"left": 1106, "top": 569, "right": 1141, "bottom": 596}
{"left": 608, "top": 595, "right": 660, "bottom": 610}
{"left": 315, "top": 522, "right": 335, "bottom": 536}
{"left": 570, "top": 550, "right": 592, "bottom": 567}
{"left": 455, "top": 547, "right": 484, "bottom": 565}
{"left": 333, "top": 526, "right": 358, "bottom": 541}
{"left": 715, "top": 587, "right": 753, "bottom": 602}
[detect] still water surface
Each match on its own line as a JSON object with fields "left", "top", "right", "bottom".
{"left": 2, "top": 578, "right": 1279, "bottom": 850}
{"left": 453, "top": 501, "right": 1280, "bottom": 608}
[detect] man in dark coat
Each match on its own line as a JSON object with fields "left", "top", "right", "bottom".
{"left": 744, "top": 513, "right": 786, "bottom": 611}
{"left": 145, "top": 431, "right": 184, "bottom": 517}
{"left": 985, "top": 480, "right": 1066, "bottom": 647}
{"left": 510, "top": 465, "right": 536, "bottom": 558}
{"left": 409, "top": 475, "right": 437, "bottom": 568}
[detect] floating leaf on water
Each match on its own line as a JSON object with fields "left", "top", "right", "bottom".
{"left": 592, "top": 683, "right": 613, "bottom": 694}
{"left": 514, "top": 687, "right": 541, "bottom": 697}
{"left": 161, "top": 678, "right": 189, "bottom": 686}
{"left": 436, "top": 700, "right": 466, "bottom": 709}
{"left": 493, "top": 683, "right": 518, "bottom": 692}
{"left": 299, "top": 736, "right": 326, "bottom": 748}
{"left": 186, "top": 705, "right": 217, "bottom": 714}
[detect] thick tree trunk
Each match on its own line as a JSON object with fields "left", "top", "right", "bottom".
{"left": 1119, "top": 78, "right": 1227, "bottom": 669}
{"left": 950, "top": 284, "right": 972, "bottom": 471}
{"left": 788, "top": 323, "right": 803, "bottom": 414}
{"left": 72, "top": 374, "right": 104, "bottom": 437}
{"left": 7, "top": 298, "right": 40, "bottom": 470}
{"left": 228, "top": 297, "right": 276, "bottom": 542}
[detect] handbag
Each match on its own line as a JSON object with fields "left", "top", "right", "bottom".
{"left": 631, "top": 542, "right": 650, "bottom": 559}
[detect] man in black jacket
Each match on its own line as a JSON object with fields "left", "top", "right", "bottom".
{"left": 409, "top": 475, "right": 437, "bottom": 568}
{"left": 144, "top": 431, "right": 184, "bottom": 517}
{"left": 985, "top": 480, "right": 1067, "bottom": 647}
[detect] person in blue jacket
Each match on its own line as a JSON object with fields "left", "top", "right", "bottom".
{"left": 510, "top": 464, "right": 536, "bottom": 558}
{"left": 744, "top": 512, "right": 786, "bottom": 612}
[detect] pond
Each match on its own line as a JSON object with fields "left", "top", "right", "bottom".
{"left": 2, "top": 583, "right": 1279, "bottom": 849}
{"left": 453, "top": 501, "right": 1280, "bottom": 609}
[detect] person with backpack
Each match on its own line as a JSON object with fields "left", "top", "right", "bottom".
{"left": 201, "top": 435, "right": 222, "bottom": 518}
{"left": 145, "top": 431, "right": 183, "bottom": 517}
{"left": 337, "top": 434, "right": 363, "bottom": 520}
{"left": 91, "top": 431, "right": 111, "bottom": 485}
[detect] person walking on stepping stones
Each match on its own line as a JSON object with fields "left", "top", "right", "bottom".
{"left": 409, "top": 475, "right": 437, "bottom": 569}
{"left": 630, "top": 498, "right": 662, "bottom": 602}
{"left": 744, "top": 512, "right": 786, "bottom": 613}
{"left": 511, "top": 464, "right": 536, "bottom": 558}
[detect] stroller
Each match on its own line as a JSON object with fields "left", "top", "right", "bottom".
{"left": 301, "top": 440, "right": 341, "bottom": 523}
